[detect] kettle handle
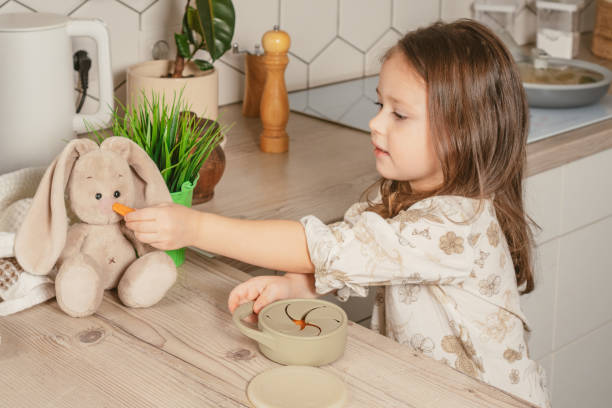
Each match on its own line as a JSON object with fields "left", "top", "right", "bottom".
{"left": 232, "top": 301, "right": 276, "bottom": 349}
{"left": 67, "top": 19, "right": 114, "bottom": 133}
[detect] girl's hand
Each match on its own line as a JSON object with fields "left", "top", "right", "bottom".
{"left": 124, "top": 203, "right": 200, "bottom": 250}
{"left": 228, "top": 273, "right": 317, "bottom": 315}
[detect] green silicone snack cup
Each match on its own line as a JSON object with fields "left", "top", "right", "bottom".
{"left": 233, "top": 298, "right": 348, "bottom": 366}
{"left": 166, "top": 178, "right": 198, "bottom": 267}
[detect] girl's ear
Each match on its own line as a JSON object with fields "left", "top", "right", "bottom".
{"left": 15, "top": 139, "right": 98, "bottom": 275}
{"left": 100, "top": 137, "right": 171, "bottom": 208}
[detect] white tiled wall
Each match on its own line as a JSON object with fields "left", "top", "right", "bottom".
{"left": 441, "top": 0, "right": 473, "bottom": 22}
{"left": 0, "top": 0, "right": 596, "bottom": 113}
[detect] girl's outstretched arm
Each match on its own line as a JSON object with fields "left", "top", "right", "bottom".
{"left": 124, "top": 203, "right": 315, "bottom": 274}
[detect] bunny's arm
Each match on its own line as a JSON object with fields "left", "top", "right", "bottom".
{"left": 57, "top": 223, "right": 89, "bottom": 268}
{"left": 119, "top": 221, "right": 153, "bottom": 258}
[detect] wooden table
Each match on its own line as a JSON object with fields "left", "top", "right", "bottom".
{"left": 1, "top": 251, "right": 533, "bottom": 407}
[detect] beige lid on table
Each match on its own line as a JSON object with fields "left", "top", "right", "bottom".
{"left": 247, "top": 365, "right": 348, "bottom": 408}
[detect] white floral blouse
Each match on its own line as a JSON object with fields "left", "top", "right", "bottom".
{"left": 300, "top": 195, "right": 550, "bottom": 408}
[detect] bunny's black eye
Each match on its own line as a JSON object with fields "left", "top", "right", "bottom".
{"left": 95, "top": 193, "right": 102, "bottom": 200}
{"left": 113, "top": 191, "right": 121, "bottom": 198}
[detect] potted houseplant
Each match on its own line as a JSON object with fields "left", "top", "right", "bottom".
{"left": 93, "top": 91, "right": 226, "bottom": 266}
{"left": 126, "top": 0, "right": 236, "bottom": 121}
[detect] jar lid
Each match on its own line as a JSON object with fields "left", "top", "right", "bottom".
{"left": 0, "top": 13, "right": 69, "bottom": 32}
{"left": 473, "top": 3, "right": 517, "bottom": 14}
{"left": 536, "top": 1, "right": 584, "bottom": 12}
{"left": 259, "top": 299, "right": 346, "bottom": 338}
{"left": 247, "top": 366, "right": 348, "bottom": 408}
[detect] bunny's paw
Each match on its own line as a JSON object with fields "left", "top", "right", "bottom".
{"left": 55, "top": 254, "right": 104, "bottom": 317}
{"left": 117, "top": 252, "right": 177, "bottom": 308}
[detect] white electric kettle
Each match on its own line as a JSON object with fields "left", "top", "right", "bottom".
{"left": 0, "top": 13, "right": 114, "bottom": 174}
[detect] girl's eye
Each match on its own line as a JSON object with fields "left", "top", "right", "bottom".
{"left": 374, "top": 101, "right": 406, "bottom": 120}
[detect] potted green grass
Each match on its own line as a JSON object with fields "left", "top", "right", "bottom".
{"left": 96, "top": 91, "right": 226, "bottom": 266}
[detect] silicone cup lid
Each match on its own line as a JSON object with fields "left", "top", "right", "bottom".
{"left": 247, "top": 365, "right": 348, "bottom": 408}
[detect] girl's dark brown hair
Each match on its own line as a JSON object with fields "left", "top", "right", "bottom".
{"left": 365, "top": 19, "right": 536, "bottom": 294}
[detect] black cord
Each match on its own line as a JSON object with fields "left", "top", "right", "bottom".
{"left": 73, "top": 50, "right": 92, "bottom": 113}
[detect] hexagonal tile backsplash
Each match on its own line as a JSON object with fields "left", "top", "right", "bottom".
{"left": 0, "top": 0, "right": 596, "bottom": 113}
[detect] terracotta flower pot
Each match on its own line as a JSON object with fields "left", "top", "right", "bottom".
{"left": 193, "top": 145, "right": 225, "bottom": 204}
{"left": 177, "top": 112, "right": 225, "bottom": 204}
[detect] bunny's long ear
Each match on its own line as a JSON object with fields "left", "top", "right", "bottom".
{"left": 101, "top": 137, "right": 171, "bottom": 208}
{"left": 15, "top": 139, "right": 98, "bottom": 275}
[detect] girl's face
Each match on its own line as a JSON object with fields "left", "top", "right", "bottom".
{"left": 369, "top": 52, "right": 443, "bottom": 192}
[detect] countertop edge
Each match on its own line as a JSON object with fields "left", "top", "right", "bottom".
{"left": 526, "top": 117, "right": 612, "bottom": 177}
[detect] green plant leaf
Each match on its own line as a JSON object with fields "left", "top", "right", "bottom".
{"left": 193, "top": 59, "right": 214, "bottom": 71}
{"left": 108, "top": 88, "right": 225, "bottom": 193}
{"left": 195, "top": 0, "right": 235, "bottom": 62}
{"left": 186, "top": 6, "right": 204, "bottom": 42}
{"left": 183, "top": 7, "right": 197, "bottom": 44}
{"left": 175, "top": 33, "right": 191, "bottom": 58}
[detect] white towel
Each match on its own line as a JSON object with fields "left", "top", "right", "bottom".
{"left": 0, "top": 167, "right": 55, "bottom": 316}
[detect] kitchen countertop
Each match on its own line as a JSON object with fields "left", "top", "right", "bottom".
{"left": 0, "top": 251, "right": 533, "bottom": 407}
{"left": 526, "top": 34, "right": 612, "bottom": 175}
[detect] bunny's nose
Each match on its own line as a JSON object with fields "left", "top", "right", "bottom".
{"left": 98, "top": 196, "right": 115, "bottom": 214}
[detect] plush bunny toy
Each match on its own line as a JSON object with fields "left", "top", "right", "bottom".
{"left": 14, "top": 137, "right": 177, "bottom": 317}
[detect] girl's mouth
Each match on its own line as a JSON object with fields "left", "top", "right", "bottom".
{"left": 372, "top": 142, "right": 389, "bottom": 157}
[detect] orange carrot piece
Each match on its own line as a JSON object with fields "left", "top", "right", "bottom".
{"left": 112, "top": 203, "right": 134, "bottom": 216}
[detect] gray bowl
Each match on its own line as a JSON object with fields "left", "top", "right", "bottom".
{"left": 521, "top": 58, "right": 612, "bottom": 109}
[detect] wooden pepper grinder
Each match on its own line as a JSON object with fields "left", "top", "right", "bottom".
{"left": 259, "top": 25, "right": 291, "bottom": 153}
{"left": 241, "top": 45, "right": 265, "bottom": 117}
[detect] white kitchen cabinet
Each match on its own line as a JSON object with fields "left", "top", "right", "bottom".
{"left": 520, "top": 239, "right": 558, "bottom": 361}
{"left": 320, "top": 290, "right": 376, "bottom": 325}
{"left": 524, "top": 165, "right": 563, "bottom": 245}
{"left": 522, "top": 147, "right": 612, "bottom": 407}
{"left": 552, "top": 321, "right": 612, "bottom": 408}
{"left": 555, "top": 217, "right": 612, "bottom": 347}
{"left": 560, "top": 148, "right": 612, "bottom": 233}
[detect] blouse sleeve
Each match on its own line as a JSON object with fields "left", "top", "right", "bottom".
{"left": 300, "top": 200, "right": 475, "bottom": 301}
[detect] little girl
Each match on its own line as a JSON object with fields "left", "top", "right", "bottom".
{"left": 125, "top": 20, "right": 550, "bottom": 407}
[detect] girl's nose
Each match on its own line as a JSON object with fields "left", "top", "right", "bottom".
{"left": 369, "top": 109, "right": 384, "bottom": 136}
